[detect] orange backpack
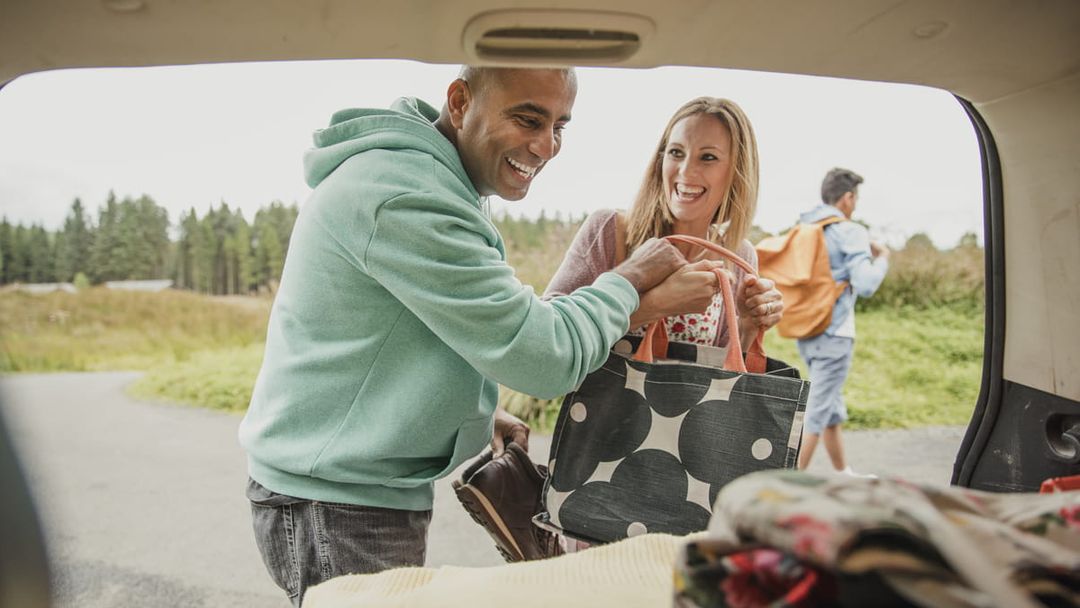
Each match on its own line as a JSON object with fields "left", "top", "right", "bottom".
{"left": 755, "top": 217, "right": 848, "bottom": 339}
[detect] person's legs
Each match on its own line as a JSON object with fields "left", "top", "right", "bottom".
{"left": 246, "top": 478, "right": 430, "bottom": 606}
{"left": 796, "top": 335, "right": 853, "bottom": 471}
{"left": 821, "top": 424, "right": 847, "bottom": 470}
{"left": 796, "top": 337, "right": 826, "bottom": 469}
{"left": 797, "top": 430, "right": 820, "bottom": 470}
{"left": 819, "top": 341, "right": 854, "bottom": 472}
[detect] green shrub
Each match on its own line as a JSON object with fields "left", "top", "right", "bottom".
{"left": 130, "top": 344, "right": 264, "bottom": 411}
{"left": 73, "top": 272, "right": 91, "bottom": 290}
{"left": 858, "top": 243, "right": 983, "bottom": 312}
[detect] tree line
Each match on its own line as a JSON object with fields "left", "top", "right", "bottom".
{"left": 0, "top": 195, "right": 590, "bottom": 295}
{"left": 1, "top": 193, "right": 982, "bottom": 308}
{"left": 0, "top": 193, "right": 298, "bottom": 295}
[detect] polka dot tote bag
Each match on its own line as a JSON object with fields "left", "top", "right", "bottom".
{"left": 534, "top": 236, "right": 809, "bottom": 544}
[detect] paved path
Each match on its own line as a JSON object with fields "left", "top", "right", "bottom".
{"left": 1, "top": 372, "right": 965, "bottom": 607}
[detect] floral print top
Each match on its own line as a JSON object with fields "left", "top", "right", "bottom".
{"left": 628, "top": 292, "right": 725, "bottom": 346}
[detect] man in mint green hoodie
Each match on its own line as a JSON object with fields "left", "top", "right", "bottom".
{"left": 239, "top": 66, "right": 717, "bottom": 605}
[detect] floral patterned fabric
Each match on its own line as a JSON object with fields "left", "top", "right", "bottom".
{"left": 629, "top": 293, "right": 725, "bottom": 346}
{"left": 674, "top": 470, "right": 1080, "bottom": 608}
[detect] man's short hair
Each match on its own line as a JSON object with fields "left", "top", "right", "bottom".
{"left": 821, "top": 168, "right": 864, "bottom": 205}
{"left": 457, "top": 65, "right": 576, "bottom": 98}
{"left": 458, "top": 66, "right": 494, "bottom": 96}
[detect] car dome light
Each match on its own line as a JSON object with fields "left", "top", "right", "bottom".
{"left": 463, "top": 9, "right": 655, "bottom": 64}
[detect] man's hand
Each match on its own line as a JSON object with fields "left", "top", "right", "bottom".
{"left": 612, "top": 238, "right": 687, "bottom": 293}
{"left": 870, "top": 241, "right": 891, "bottom": 260}
{"left": 492, "top": 408, "right": 529, "bottom": 456}
{"left": 630, "top": 260, "right": 724, "bottom": 327}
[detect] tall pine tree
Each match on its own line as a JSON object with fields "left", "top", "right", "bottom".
{"left": 0, "top": 218, "right": 13, "bottom": 284}
{"left": 54, "top": 198, "right": 93, "bottom": 282}
{"left": 26, "top": 225, "right": 54, "bottom": 283}
{"left": 89, "top": 191, "right": 121, "bottom": 282}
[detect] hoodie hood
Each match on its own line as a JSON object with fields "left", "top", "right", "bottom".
{"left": 302, "top": 97, "right": 477, "bottom": 199}
{"left": 799, "top": 203, "right": 846, "bottom": 224}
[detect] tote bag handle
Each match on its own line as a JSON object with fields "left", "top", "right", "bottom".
{"left": 633, "top": 235, "right": 767, "bottom": 374}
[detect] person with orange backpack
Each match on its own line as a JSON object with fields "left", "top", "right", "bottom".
{"left": 784, "top": 168, "right": 889, "bottom": 475}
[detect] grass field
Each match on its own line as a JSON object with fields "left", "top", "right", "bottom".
{"left": 0, "top": 287, "right": 983, "bottom": 431}
{"left": 127, "top": 343, "right": 264, "bottom": 412}
{"left": 762, "top": 307, "right": 982, "bottom": 429}
{"left": 0, "top": 289, "right": 270, "bottom": 372}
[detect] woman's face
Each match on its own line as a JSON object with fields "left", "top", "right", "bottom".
{"left": 661, "top": 113, "right": 734, "bottom": 232}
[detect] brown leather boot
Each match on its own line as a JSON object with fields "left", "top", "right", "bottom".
{"left": 452, "top": 442, "right": 564, "bottom": 562}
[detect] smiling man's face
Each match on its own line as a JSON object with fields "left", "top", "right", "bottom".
{"left": 448, "top": 68, "right": 576, "bottom": 201}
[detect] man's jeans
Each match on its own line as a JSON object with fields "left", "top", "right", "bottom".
{"left": 246, "top": 478, "right": 431, "bottom": 607}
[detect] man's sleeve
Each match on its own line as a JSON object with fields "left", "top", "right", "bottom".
{"left": 837, "top": 224, "right": 888, "bottom": 298}
{"left": 364, "top": 194, "right": 638, "bottom": 399}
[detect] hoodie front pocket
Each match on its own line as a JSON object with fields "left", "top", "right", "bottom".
{"left": 381, "top": 416, "right": 492, "bottom": 488}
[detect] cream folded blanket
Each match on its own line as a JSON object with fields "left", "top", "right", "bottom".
{"left": 305, "top": 533, "right": 685, "bottom": 608}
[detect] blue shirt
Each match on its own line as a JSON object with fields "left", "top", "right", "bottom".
{"left": 798, "top": 204, "right": 889, "bottom": 338}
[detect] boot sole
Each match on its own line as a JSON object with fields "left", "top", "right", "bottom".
{"left": 452, "top": 480, "right": 525, "bottom": 562}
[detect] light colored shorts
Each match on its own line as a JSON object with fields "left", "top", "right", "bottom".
{"left": 796, "top": 333, "right": 855, "bottom": 435}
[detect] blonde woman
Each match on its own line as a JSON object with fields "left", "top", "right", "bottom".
{"left": 546, "top": 97, "right": 783, "bottom": 348}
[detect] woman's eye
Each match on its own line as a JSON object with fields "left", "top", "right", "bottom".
{"left": 702, "top": 153, "right": 717, "bottom": 161}
{"left": 667, "top": 148, "right": 684, "bottom": 158}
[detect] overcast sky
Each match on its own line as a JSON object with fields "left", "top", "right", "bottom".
{"left": 0, "top": 60, "right": 983, "bottom": 247}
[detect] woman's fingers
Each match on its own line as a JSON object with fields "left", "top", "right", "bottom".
{"left": 674, "top": 266, "right": 784, "bottom": 327}
{"left": 749, "top": 285, "right": 784, "bottom": 328}
{"left": 735, "top": 275, "right": 782, "bottom": 328}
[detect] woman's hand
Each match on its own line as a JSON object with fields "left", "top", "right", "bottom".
{"left": 738, "top": 275, "right": 783, "bottom": 330}
{"left": 491, "top": 408, "right": 530, "bottom": 456}
{"left": 630, "top": 260, "right": 726, "bottom": 328}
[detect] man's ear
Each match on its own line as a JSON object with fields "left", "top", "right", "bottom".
{"left": 445, "top": 79, "right": 472, "bottom": 130}
{"left": 838, "top": 191, "right": 856, "bottom": 215}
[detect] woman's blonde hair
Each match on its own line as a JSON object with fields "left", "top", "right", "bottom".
{"left": 624, "top": 97, "right": 759, "bottom": 255}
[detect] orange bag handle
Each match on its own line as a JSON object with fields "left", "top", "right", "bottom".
{"left": 633, "top": 235, "right": 767, "bottom": 374}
